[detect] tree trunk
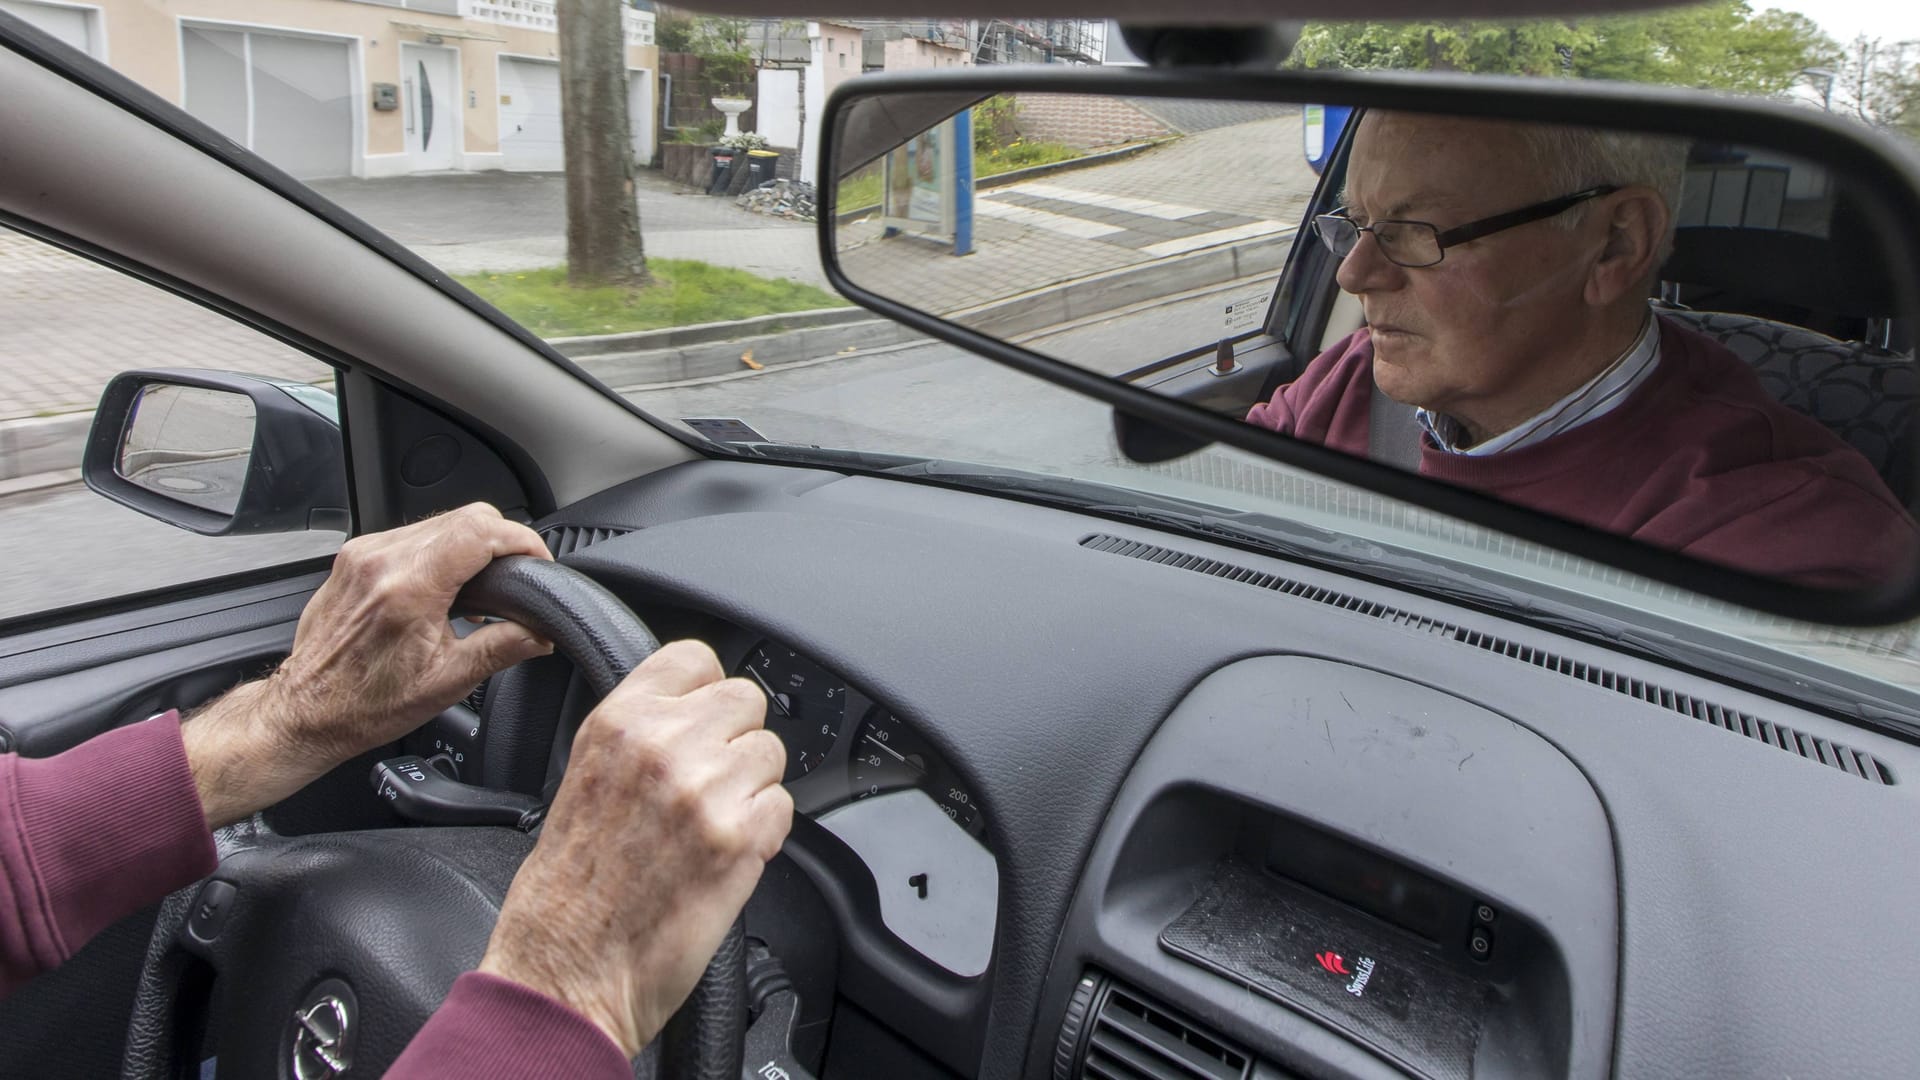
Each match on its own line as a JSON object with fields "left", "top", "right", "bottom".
{"left": 558, "top": 0, "right": 648, "bottom": 287}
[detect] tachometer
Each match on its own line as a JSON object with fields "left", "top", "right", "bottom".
{"left": 848, "top": 708, "right": 984, "bottom": 837}
{"left": 739, "top": 643, "right": 846, "bottom": 781}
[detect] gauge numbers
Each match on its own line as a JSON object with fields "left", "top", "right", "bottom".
{"left": 740, "top": 643, "right": 846, "bottom": 782}
{"left": 849, "top": 708, "right": 984, "bottom": 837}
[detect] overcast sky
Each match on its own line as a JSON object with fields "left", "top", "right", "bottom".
{"left": 1763, "top": 0, "right": 1920, "bottom": 46}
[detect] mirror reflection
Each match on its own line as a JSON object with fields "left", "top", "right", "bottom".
{"left": 829, "top": 93, "right": 1919, "bottom": 590}
{"left": 118, "top": 383, "right": 256, "bottom": 516}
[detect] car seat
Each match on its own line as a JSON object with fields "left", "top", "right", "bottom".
{"left": 1661, "top": 309, "right": 1917, "bottom": 507}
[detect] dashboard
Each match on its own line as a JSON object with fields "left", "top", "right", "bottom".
{"left": 477, "top": 457, "right": 1920, "bottom": 1080}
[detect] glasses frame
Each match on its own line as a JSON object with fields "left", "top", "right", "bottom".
{"left": 1315, "top": 185, "right": 1622, "bottom": 268}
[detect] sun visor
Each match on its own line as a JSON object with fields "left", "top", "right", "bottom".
{"left": 834, "top": 92, "right": 990, "bottom": 176}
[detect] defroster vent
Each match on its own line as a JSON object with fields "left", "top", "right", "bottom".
{"left": 1080, "top": 534, "right": 1894, "bottom": 785}
{"left": 1058, "top": 974, "right": 1252, "bottom": 1080}
{"left": 540, "top": 525, "right": 632, "bottom": 558}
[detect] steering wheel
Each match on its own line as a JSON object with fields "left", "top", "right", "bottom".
{"left": 121, "top": 556, "right": 748, "bottom": 1080}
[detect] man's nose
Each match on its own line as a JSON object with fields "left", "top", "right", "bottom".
{"left": 1334, "top": 230, "right": 1404, "bottom": 294}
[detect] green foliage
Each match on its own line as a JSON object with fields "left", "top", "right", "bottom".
{"left": 457, "top": 261, "right": 848, "bottom": 338}
{"left": 978, "top": 139, "right": 1081, "bottom": 175}
{"left": 1290, "top": 0, "right": 1839, "bottom": 93}
{"left": 971, "top": 95, "right": 1020, "bottom": 152}
{"left": 653, "top": 12, "right": 697, "bottom": 54}
{"left": 657, "top": 13, "right": 756, "bottom": 92}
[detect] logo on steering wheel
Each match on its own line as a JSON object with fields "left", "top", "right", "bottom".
{"left": 291, "top": 994, "right": 354, "bottom": 1079}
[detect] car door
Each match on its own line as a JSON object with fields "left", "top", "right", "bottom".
{"left": 0, "top": 15, "right": 673, "bottom": 1071}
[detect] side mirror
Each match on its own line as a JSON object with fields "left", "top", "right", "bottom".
{"left": 83, "top": 370, "right": 350, "bottom": 536}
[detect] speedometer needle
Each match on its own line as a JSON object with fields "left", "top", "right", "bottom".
{"left": 863, "top": 734, "right": 924, "bottom": 775}
{"left": 744, "top": 666, "right": 793, "bottom": 719}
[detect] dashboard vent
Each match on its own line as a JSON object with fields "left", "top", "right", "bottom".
{"left": 1060, "top": 975, "right": 1252, "bottom": 1080}
{"left": 540, "top": 525, "right": 632, "bottom": 558}
{"left": 1080, "top": 534, "right": 1894, "bottom": 785}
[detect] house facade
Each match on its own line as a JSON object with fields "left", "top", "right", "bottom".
{"left": 0, "top": 0, "right": 659, "bottom": 179}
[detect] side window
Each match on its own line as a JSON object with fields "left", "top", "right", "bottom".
{"left": 0, "top": 225, "right": 344, "bottom": 623}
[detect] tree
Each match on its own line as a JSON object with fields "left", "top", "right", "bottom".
{"left": 1830, "top": 36, "right": 1920, "bottom": 139}
{"left": 557, "top": 0, "right": 647, "bottom": 287}
{"left": 1290, "top": 0, "right": 1837, "bottom": 94}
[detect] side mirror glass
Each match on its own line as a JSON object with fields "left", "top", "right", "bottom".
{"left": 117, "top": 384, "right": 256, "bottom": 516}
{"left": 84, "top": 370, "right": 349, "bottom": 536}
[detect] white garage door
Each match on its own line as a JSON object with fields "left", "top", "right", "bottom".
{"left": 0, "top": 1, "right": 97, "bottom": 57}
{"left": 499, "top": 57, "right": 564, "bottom": 172}
{"left": 499, "top": 58, "right": 656, "bottom": 172}
{"left": 182, "top": 25, "right": 353, "bottom": 180}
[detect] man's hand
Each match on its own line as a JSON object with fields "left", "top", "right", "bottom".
{"left": 182, "top": 503, "right": 554, "bottom": 826}
{"left": 477, "top": 640, "right": 793, "bottom": 1058}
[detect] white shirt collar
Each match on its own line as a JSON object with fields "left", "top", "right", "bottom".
{"left": 1418, "top": 313, "right": 1662, "bottom": 457}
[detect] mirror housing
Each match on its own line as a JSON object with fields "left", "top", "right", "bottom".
{"left": 817, "top": 68, "right": 1920, "bottom": 625}
{"left": 83, "top": 369, "right": 349, "bottom": 536}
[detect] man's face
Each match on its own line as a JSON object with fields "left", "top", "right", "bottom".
{"left": 1338, "top": 113, "right": 1606, "bottom": 419}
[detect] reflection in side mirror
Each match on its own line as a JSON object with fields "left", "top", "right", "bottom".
{"left": 821, "top": 74, "right": 1920, "bottom": 616}
{"left": 84, "top": 370, "right": 349, "bottom": 537}
{"left": 118, "top": 384, "right": 256, "bottom": 516}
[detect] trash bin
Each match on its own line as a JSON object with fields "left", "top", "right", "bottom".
{"left": 706, "top": 147, "right": 737, "bottom": 195}
{"left": 746, "top": 149, "right": 781, "bottom": 189}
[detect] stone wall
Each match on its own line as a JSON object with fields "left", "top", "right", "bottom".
{"left": 1013, "top": 94, "right": 1171, "bottom": 150}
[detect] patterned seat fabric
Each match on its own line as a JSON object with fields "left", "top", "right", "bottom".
{"left": 1663, "top": 309, "right": 1917, "bottom": 506}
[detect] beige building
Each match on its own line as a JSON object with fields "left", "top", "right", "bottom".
{"left": 0, "top": 0, "right": 659, "bottom": 179}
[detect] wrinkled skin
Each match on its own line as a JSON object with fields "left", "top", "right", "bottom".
{"left": 177, "top": 504, "right": 792, "bottom": 1058}
{"left": 182, "top": 503, "right": 556, "bottom": 826}
{"left": 479, "top": 641, "right": 792, "bottom": 1055}
{"left": 1338, "top": 112, "right": 1669, "bottom": 445}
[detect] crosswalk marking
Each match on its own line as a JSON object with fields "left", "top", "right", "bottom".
{"left": 1000, "top": 182, "right": 1214, "bottom": 221}
{"left": 972, "top": 199, "right": 1127, "bottom": 240}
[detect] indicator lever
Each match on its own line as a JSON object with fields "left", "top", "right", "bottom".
{"left": 371, "top": 756, "right": 545, "bottom": 830}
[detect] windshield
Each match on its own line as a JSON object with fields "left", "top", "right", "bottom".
{"left": 5, "top": 2, "right": 1917, "bottom": 702}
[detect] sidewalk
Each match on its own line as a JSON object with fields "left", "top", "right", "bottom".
{"left": 834, "top": 113, "right": 1315, "bottom": 319}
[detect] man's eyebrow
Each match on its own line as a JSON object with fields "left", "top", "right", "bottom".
{"left": 1349, "top": 190, "right": 1461, "bottom": 219}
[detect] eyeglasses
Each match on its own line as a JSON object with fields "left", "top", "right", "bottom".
{"left": 1313, "top": 186, "right": 1620, "bottom": 269}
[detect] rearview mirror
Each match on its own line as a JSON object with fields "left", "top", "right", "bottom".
{"left": 820, "top": 70, "right": 1920, "bottom": 623}
{"left": 84, "top": 369, "right": 350, "bottom": 536}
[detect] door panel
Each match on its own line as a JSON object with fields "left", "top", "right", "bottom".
{"left": 405, "top": 44, "right": 458, "bottom": 172}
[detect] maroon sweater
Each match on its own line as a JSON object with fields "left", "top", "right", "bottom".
{"left": 0, "top": 713, "right": 627, "bottom": 1080}
{"left": 1246, "top": 320, "right": 1920, "bottom": 588}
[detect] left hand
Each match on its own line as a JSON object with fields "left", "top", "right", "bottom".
{"left": 182, "top": 503, "right": 555, "bottom": 826}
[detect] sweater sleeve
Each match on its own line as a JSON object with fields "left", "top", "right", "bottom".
{"left": 0, "top": 712, "right": 216, "bottom": 999}
{"left": 1245, "top": 329, "right": 1377, "bottom": 455}
{"left": 385, "top": 972, "right": 631, "bottom": 1080}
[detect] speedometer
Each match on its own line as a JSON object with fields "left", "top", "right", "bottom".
{"left": 738, "top": 643, "right": 846, "bottom": 781}
{"left": 848, "top": 708, "right": 984, "bottom": 837}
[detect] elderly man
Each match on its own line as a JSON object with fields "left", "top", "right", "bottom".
{"left": 0, "top": 506, "right": 790, "bottom": 1078}
{"left": 1247, "top": 111, "right": 1918, "bottom": 588}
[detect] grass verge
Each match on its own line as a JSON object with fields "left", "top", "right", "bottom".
{"left": 458, "top": 259, "right": 847, "bottom": 338}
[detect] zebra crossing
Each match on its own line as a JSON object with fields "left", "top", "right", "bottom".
{"left": 974, "top": 180, "right": 1293, "bottom": 257}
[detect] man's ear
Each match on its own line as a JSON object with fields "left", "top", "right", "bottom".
{"left": 1584, "top": 187, "right": 1669, "bottom": 306}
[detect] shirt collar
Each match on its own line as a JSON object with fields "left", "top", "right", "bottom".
{"left": 1418, "top": 313, "right": 1662, "bottom": 457}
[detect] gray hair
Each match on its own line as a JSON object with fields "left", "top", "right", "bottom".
{"left": 1515, "top": 122, "right": 1689, "bottom": 247}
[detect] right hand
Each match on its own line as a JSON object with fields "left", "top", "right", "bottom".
{"left": 477, "top": 640, "right": 793, "bottom": 1057}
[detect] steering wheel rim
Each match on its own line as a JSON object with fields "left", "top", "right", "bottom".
{"left": 120, "top": 555, "right": 748, "bottom": 1080}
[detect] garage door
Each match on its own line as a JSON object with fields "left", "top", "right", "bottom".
{"left": 499, "top": 57, "right": 564, "bottom": 172}
{"left": 182, "top": 25, "right": 353, "bottom": 180}
{"left": 0, "top": 0, "right": 97, "bottom": 56}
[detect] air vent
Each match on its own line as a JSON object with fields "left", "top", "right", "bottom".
{"left": 540, "top": 525, "right": 632, "bottom": 558}
{"left": 1060, "top": 975, "right": 1252, "bottom": 1080}
{"left": 1081, "top": 534, "right": 1894, "bottom": 785}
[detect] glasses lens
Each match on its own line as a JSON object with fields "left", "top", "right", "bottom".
{"left": 1373, "top": 221, "right": 1443, "bottom": 268}
{"left": 1314, "top": 215, "right": 1359, "bottom": 257}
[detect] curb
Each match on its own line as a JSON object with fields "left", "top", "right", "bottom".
{"left": 0, "top": 225, "right": 1292, "bottom": 485}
